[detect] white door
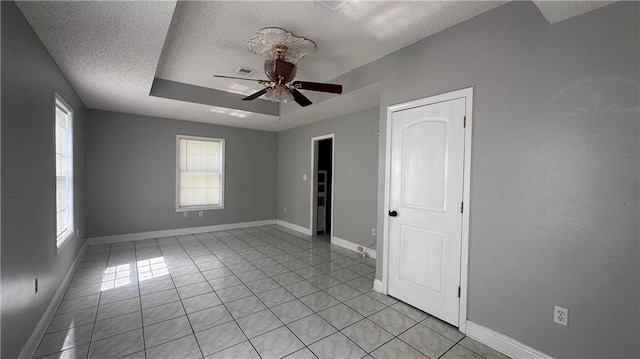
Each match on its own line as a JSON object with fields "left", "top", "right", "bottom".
{"left": 388, "top": 97, "right": 466, "bottom": 326}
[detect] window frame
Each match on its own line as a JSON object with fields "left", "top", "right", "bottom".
{"left": 175, "top": 134, "right": 225, "bottom": 212}
{"left": 54, "top": 93, "right": 75, "bottom": 249}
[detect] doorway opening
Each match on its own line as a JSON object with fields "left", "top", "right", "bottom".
{"left": 311, "top": 135, "right": 334, "bottom": 238}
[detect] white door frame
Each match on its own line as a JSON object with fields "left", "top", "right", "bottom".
{"left": 382, "top": 87, "right": 473, "bottom": 333}
{"left": 310, "top": 134, "right": 335, "bottom": 238}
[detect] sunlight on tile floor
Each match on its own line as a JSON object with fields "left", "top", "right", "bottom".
{"left": 35, "top": 225, "right": 509, "bottom": 359}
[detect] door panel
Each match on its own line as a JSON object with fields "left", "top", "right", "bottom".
{"left": 399, "top": 225, "right": 443, "bottom": 292}
{"left": 402, "top": 120, "right": 447, "bottom": 211}
{"left": 389, "top": 97, "right": 466, "bottom": 326}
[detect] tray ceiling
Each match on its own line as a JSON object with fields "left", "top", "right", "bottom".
{"left": 17, "top": 1, "right": 615, "bottom": 132}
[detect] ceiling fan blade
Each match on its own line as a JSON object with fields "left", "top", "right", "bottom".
{"left": 290, "top": 88, "right": 313, "bottom": 107}
{"left": 214, "top": 75, "right": 268, "bottom": 82}
{"left": 275, "top": 59, "right": 296, "bottom": 82}
{"left": 292, "top": 81, "right": 342, "bottom": 94}
{"left": 242, "top": 88, "right": 268, "bottom": 101}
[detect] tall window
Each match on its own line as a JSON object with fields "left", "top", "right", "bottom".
{"left": 176, "top": 135, "right": 225, "bottom": 211}
{"left": 55, "top": 95, "right": 74, "bottom": 247}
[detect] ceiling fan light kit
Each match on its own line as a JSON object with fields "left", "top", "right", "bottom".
{"left": 214, "top": 27, "right": 343, "bottom": 107}
{"left": 265, "top": 85, "right": 294, "bottom": 103}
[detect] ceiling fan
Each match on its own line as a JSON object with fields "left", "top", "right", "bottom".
{"left": 214, "top": 28, "right": 342, "bottom": 107}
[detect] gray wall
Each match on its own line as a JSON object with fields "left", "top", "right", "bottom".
{"left": 1, "top": 2, "right": 87, "bottom": 358}
{"left": 86, "top": 110, "right": 277, "bottom": 238}
{"left": 277, "top": 107, "right": 379, "bottom": 249}
{"left": 328, "top": 2, "right": 638, "bottom": 358}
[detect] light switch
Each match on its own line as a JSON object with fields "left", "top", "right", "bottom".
{"left": 302, "top": 174, "right": 307, "bottom": 181}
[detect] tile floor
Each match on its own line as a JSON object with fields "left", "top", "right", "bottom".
{"left": 35, "top": 225, "right": 510, "bottom": 359}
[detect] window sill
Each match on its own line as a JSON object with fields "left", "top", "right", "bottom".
{"left": 55, "top": 232, "right": 75, "bottom": 254}
{"left": 176, "top": 205, "right": 224, "bottom": 212}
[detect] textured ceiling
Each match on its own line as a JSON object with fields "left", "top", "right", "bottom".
{"left": 17, "top": 1, "right": 177, "bottom": 111}
{"left": 16, "top": 1, "right": 618, "bottom": 132}
{"left": 156, "top": 1, "right": 507, "bottom": 96}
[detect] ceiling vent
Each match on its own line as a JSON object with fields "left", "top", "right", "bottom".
{"left": 316, "top": 0, "right": 350, "bottom": 12}
{"left": 233, "top": 67, "right": 254, "bottom": 77}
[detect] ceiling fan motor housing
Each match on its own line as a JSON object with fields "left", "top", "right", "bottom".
{"left": 264, "top": 58, "right": 297, "bottom": 83}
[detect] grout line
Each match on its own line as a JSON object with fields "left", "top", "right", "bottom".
{"left": 435, "top": 336, "right": 468, "bottom": 359}
{"left": 265, "top": 228, "right": 402, "bottom": 356}
{"left": 40, "top": 307, "right": 98, "bottom": 336}
{"left": 173, "top": 231, "right": 263, "bottom": 359}
{"left": 153, "top": 238, "right": 204, "bottom": 359}
{"left": 211, "top": 231, "right": 300, "bottom": 355}
{"left": 132, "top": 240, "right": 148, "bottom": 359}
{"left": 50, "top": 226, "right": 383, "bottom": 359}
{"left": 85, "top": 243, "right": 110, "bottom": 359}
{"left": 393, "top": 321, "right": 467, "bottom": 359}
{"left": 457, "top": 337, "right": 495, "bottom": 359}
{"left": 221, "top": 230, "right": 316, "bottom": 357}
{"left": 226, "top": 229, "right": 338, "bottom": 352}
{"left": 224, "top": 229, "right": 373, "bottom": 356}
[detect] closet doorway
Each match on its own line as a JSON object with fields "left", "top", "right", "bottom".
{"left": 310, "top": 135, "right": 334, "bottom": 237}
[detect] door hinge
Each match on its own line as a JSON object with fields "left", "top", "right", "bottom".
{"left": 460, "top": 202, "right": 464, "bottom": 213}
{"left": 458, "top": 286, "right": 461, "bottom": 298}
{"left": 463, "top": 116, "right": 466, "bottom": 128}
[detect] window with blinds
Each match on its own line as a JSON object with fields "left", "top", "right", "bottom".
{"left": 176, "top": 135, "right": 225, "bottom": 211}
{"left": 55, "top": 96, "right": 74, "bottom": 247}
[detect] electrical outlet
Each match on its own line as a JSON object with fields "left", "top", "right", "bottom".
{"left": 371, "top": 228, "right": 376, "bottom": 236}
{"left": 357, "top": 246, "right": 363, "bottom": 252}
{"left": 554, "top": 306, "right": 568, "bottom": 326}
{"left": 35, "top": 278, "right": 38, "bottom": 293}
{"left": 183, "top": 212, "right": 188, "bottom": 218}
{"left": 284, "top": 206, "right": 288, "bottom": 213}
{"left": 198, "top": 211, "right": 203, "bottom": 217}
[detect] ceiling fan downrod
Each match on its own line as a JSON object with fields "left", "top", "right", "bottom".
{"left": 273, "top": 44, "right": 288, "bottom": 59}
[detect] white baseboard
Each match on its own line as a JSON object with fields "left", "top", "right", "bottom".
{"left": 331, "top": 236, "right": 377, "bottom": 259}
{"left": 275, "top": 220, "right": 312, "bottom": 236}
{"left": 87, "top": 220, "right": 277, "bottom": 245}
{"left": 373, "top": 279, "right": 385, "bottom": 294}
{"left": 19, "top": 241, "right": 88, "bottom": 359}
{"left": 466, "top": 321, "right": 553, "bottom": 359}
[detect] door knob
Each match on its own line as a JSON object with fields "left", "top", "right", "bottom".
{"left": 389, "top": 210, "right": 398, "bottom": 217}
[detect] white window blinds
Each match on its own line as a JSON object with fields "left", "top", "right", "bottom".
{"left": 55, "top": 97, "right": 74, "bottom": 247}
{"left": 177, "top": 136, "right": 224, "bottom": 210}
